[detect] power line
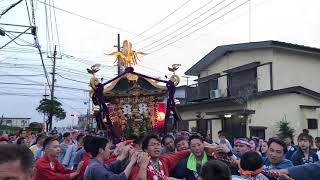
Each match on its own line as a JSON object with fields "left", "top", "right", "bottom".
{"left": 134, "top": 0, "right": 215, "bottom": 45}
{"left": 44, "top": 0, "right": 52, "bottom": 57}
{"left": 56, "top": 73, "right": 88, "bottom": 84}
{"left": 131, "top": 0, "right": 193, "bottom": 40}
{"left": 37, "top": 0, "right": 137, "bottom": 35}
{"left": 140, "top": 0, "right": 233, "bottom": 52}
{"left": 0, "top": 82, "right": 89, "bottom": 91}
{"left": 147, "top": 0, "right": 250, "bottom": 54}
{"left": 0, "top": 92, "right": 87, "bottom": 102}
{"left": 0, "top": 64, "right": 92, "bottom": 79}
{"left": 48, "top": 1, "right": 55, "bottom": 58}
{"left": 0, "top": 0, "right": 23, "bottom": 18}
{"left": 3, "top": 31, "right": 35, "bottom": 47}
{"left": 52, "top": 0, "right": 61, "bottom": 58}
{"left": 30, "top": 0, "right": 52, "bottom": 92}
{"left": 61, "top": 53, "right": 115, "bottom": 69}
{"left": 58, "top": 98, "right": 87, "bottom": 112}
{"left": 36, "top": 0, "right": 181, "bottom": 50}
{"left": 24, "top": 0, "right": 32, "bottom": 26}
{"left": 136, "top": 64, "right": 169, "bottom": 76}
{"left": 0, "top": 62, "right": 107, "bottom": 77}
{"left": 0, "top": 74, "right": 44, "bottom": 76}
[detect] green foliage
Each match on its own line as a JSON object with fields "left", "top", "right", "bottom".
{"left": 28, "top": 122, "right": 43, "bottom": 132}
{"left": 29, "top": 122, "right": 42, "bottom": 129}
{"left": 36, "top": 98, "right": 66, "bottom": 120}
{"left": 0, "top": 125, "right": 21, "bottom": 132}
{"left": 277, "top": 119, "right": 295, "bottom": 139}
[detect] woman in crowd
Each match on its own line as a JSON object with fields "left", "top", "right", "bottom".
{"left": 259, "top": 140, "right": 268, "bottom": 158}
{"left": 291, "top": 133, "right": 319, "bottom": 165}
{"left": 249, "top": 138, "right": 259, "bottom": 152}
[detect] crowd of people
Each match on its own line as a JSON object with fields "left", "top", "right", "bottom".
{"left": 0, "top": 128, "right": 320, "bottom": 180}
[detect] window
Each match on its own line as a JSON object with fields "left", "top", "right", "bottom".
{"left": 250, "top": 126, "right": 267, "bottom": 139}
{"left": 307, "top": 119, "right": 318, "bottom": 129}
{"left": 228, "top": 68, "right": 258, "bottom": 97}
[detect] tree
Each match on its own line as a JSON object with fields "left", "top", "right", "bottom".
{"left": 36, "top": 98, "right": 66, "bottom": 131}
{"left": 29, "top": 122, "right": 42, "bottom": 129}
{"left": 277, "top": 119, "right": 295, "bottom": 139}
{"left": 28, "top": 122, "right": 43, "bottom": 133}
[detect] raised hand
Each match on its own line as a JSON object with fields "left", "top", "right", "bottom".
{"left": 137, "top": 152, "right": 150, "bottom": 169}
{"left": 130, "top": 151, "right": 139, "bottom": 163}
{"left": 204, "top": 142, "right": 218, "bottom": 156}
{"left": 114, "top": 141, "right": 126, "bottom": 156}
{"left": 117, "top": 145, "right": 131, "bottom": 162}
{"left": 76, "top": 161, "right": 84, "bottom": 174}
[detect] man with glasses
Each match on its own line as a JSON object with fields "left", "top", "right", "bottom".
{"left": 130, "top": 134, "right": 190, "bottom": 180}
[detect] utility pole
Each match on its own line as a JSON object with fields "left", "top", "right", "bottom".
{"left": 48, "top": 45, "right": 57, "bottom": 131}
{"left": 185, "top": 76, "right": 190, "bottom": 86}
{"left": 182, "top": 76, "right": 190, "bottom": 86}
{"left": 114, "top": 33, "right": 121, "bottom": 75}
{"left": 43, "top": 83, "right": 49, "bottom": 132}
{"left": 249, "top": 0, "right": 252, "bottom": 42}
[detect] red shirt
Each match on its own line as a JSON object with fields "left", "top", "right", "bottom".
{"left": 77, "top": 153, "right": 91, "bottom": 180}
{"left": 35, "top": 155, "right": 75, "bottom": 180}
{"left": 130, "top": 150, "right": 190, "bottom": 180}
{"left": 104, "top": 153, "right": 117, "bottom": 164}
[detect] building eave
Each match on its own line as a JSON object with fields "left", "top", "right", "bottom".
{"left": 185, "top": 40, "right": 320, "bottom": 76}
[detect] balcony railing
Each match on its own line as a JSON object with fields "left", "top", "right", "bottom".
{"left": 186, "top": 80, "right": 258, "bottom": 102}
{"left": 186, "top": 79, "right": 217, "bottom": 102}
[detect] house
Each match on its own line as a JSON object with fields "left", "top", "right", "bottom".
{"left": 0, "top": 117, "right": 31, "bottom": 128}
{"left": 78, "top": 114, "right": 96, "bottom": 130}
{"left": 178, "top": 40, "right": 320, "bottom": 143}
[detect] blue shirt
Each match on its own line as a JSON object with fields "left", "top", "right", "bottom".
{"left": 34, "top": 148, "right": 44, "bottom": 160}
{"left": 73, "top": 147, "right": 86, "bottom": 169}
{"left": 288, "top": 161, "right": 320, "bottom": 180}
{"left": 262, "top": 157, "right": 293, "bottom": 170}
{"left": 84, "top": 158, "right": 126, "bottom": 180}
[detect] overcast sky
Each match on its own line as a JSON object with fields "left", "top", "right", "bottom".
{"left": 0, "top": 0, "right": 319, "bottom": 127}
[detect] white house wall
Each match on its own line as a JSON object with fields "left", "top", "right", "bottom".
{"left": 273, "top": 49, "right": 320, "bottom": 92}
{"left": 247, "top": 93, "right": 320, "bottom": 140}
{"left": 200, "top": 49, "right": 274, "bottom": 77}
{"left": 199, "top": 48, "right": 320, "bottom": 93}
{"left": 257, "top": 64, "right": 271, "bottom": 91}
{"left": 217, "top": 76, "right": 228, "bottom": 97}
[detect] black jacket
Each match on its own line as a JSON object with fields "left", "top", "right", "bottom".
{"left": 172, "top": 156, "right": 214, "bottom": 180}
{"left": 291, "top": 147, "right": 319, "bottom": 166}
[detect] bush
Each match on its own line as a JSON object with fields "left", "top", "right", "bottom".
{"left": 277, "top": 120, "right": 295, "bottom": 139}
